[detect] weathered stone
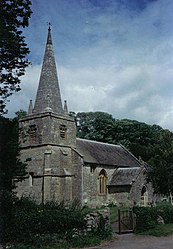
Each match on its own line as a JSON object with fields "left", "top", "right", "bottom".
{"left": 16, "top": 27, "right": 154, "bottom": 208}
{"left": 157, "top": 215, "right": 164, "bottom": 224}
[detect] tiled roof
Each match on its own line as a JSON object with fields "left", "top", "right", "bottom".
{"left": 108, "top": 167, "right": 141, "bottom": 186}
{"left": 76, "top": 138, "right": 141, "bottom": 167}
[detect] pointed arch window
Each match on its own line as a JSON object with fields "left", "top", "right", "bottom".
{"left": 98, "top": 169, "right": 107, "bottom": 195}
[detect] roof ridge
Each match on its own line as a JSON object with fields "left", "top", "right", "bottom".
{"left": 120, "top": 144, "right": 142, "bottom": 166}
{"left": 76, "top": 138, "right": 121, "bottom": 147}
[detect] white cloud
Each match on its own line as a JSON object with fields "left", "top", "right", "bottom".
{"left": 6, "top": 65, "right": 41, "bottom": 117}
{"left": 5, "top": 0, "right": 173, "bottom": 132}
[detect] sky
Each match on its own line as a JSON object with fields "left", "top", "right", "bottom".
{"left": 6, "top": 0, "right": 173, "bottom": 131}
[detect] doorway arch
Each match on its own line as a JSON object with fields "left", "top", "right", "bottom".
{"left": 141, "top": 186, "right": 148, "bottom": 206}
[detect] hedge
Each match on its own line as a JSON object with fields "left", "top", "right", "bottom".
{"left": 133, "top": 203, "right": 173, "bottom": 233}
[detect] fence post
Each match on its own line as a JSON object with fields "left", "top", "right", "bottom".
{"left": 118, "top": 209, "right": 121, "bottom": 234}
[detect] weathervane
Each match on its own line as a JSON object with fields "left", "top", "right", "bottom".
{"left": 47, "top": 22, "right": 52, "bottom": 31}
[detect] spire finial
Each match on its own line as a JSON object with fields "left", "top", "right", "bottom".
{"left": 28, "top": 99, "right": 33, "bottom": 115}
{"left": 46, "top": 22, "right": 52, "bottom": 44}
{"left": 47, "top": 22, "right": 52, "bottom": 31}
{"left": 64, "top": 100, "right": 68, "bottom": 114}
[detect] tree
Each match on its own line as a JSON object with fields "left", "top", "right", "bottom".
{"left": 76, "top": 111, "right": 173, "bottom": 198}
{"left": 147, "top": 130, "right": 173, "bottom": 200}
{"left": 15, "top": 109, "right": 27, "bottom": 119}
{"left": 111, "top": 119, "right": 163, "bottom": 162}
{"left": 0, "top": 114, "right": 27, "bottom": 246}
{"left": 76, "top": 113, "right": 162, "bottom": 160}
{"left": 0, "top": 0, "right": 32, "bottom": 114}
{"left": 77, "top": 111, "right": 115, "bottom": 143}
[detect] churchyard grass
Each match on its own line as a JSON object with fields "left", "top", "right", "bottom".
{"left": 10, "top": 234, "right": 103, "bottom": 249}
{"left": 109, "top": 206, "right": 119, "bottom": 223}
{"left": 138, "top": 223, "right": 173, "bottom": 237}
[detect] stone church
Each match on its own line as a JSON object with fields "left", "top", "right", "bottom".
{"left": 16, "top": 27, "right": 153, "bottom": 207}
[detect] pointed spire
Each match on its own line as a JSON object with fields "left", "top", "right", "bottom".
{"left": 34, "top": 26, "right": 63, "bottom": 114}
{"left": 64, "top": 100, "right": 68, "bottom": 114}
{"left": 47, "top": 24, "right": 52, "bottom": 45}
{"left": 28, "top": 99, "right": 33, "bottom": 115}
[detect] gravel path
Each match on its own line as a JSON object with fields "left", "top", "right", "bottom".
{"left": 82, "top": 233, "right": 173, "bottom": 249}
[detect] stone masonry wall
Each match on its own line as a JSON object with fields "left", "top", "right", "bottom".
{"left": 83, "top": 164, "right": 115, "bottom": 207}
{"left": 16, "top": 145, "right": 82, "bottom": 205}
{"left": 84, "top": 208, "right": 110, "bottom": 232}
{"left": 19, "top": 113, "right": 76, "bottom": 148}
{"left": 82, "top": 164, "right": 154, "bottom": 208}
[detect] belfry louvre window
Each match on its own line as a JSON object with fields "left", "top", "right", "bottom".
{"left": 28, "top": 124, "right": 37, "bottom": 136}
{"left": 60, "top": 125, "right": 67, "bottom": 138}
{"left": 98, "top": 169, "right": 107, "bottom": 195}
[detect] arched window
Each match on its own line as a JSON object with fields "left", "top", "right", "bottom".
{"left": 98, "top": 169, "right": 107, "bottom": 195}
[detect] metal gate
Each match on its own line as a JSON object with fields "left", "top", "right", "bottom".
{"left": 118, "top": 208, "right": 136, "bottom": 234}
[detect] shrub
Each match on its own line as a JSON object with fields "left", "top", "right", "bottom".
{"left": 133, "top": 207, "right": 158, "bottom": 232}
{"left": 95, "top": 214, "right": 112, "bottom": 239}
{"left": 155, "top": 202, "right": 173, "bottom": 224}
{"left": 11, "top": 233, "right": 103, "bottom": 249}
{"left": 138, "top": 224, "right": 173, "bottom": 237}
{"left": 6, "top": 198, "right": 86, "bottom": 243}
{"left": 6, "top": 197, "right": 112, "bottom": 248}
{"left": 133, "top": 204, "right": 173, "bottom": 233}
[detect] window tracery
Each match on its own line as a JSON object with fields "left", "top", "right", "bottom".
{"left": 98, "top": 169, "right": 107, "bottom": 195}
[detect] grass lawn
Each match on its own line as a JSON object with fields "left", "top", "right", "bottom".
{"left": 138, "top": 223, "right": 173, "bottom": 237}
{"left": 109, "top": 206, "right": 119, "bottom": 223}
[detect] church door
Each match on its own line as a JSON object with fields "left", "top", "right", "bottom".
{"left": 140, "top": 186, "right": 148, "bottom": 207}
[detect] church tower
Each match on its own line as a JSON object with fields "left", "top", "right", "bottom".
{"left": 17, "top": 27, "right": 83, "bottom": 204}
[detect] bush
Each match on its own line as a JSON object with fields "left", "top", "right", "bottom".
{"left": 11, "top": 234, "right": 103, "bottom": 249}
{"left": 133, "top": 204, "right": 173, "bottom": 233}
{"left": 6, "top": 198, "right": 87, "bottom": 243}
{"left": 95, "top": 214, "right": 112, "bottom": 239}
{"left": 138, "top": 224, "right": 173, "bottom": 237}
{"left": 5, "top": 197, "right": 111, "bottom": 248}
{"left": 155, "top": 202, "right": 173, "bottom": 224}
{"left": 133, "top": 207, "right": 158, "bottom": 232}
